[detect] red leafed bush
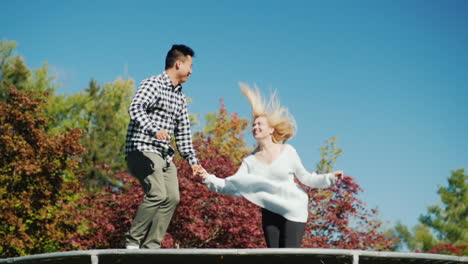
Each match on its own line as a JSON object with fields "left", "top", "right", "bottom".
{"left": 303, "top": 176, "right": 398, "bottom": 250}
{"left": 0, "top": 88, "right": 85, "bottom": 257}
{"left": 427, "top": 243, "right": 468, "bottom": 256}
{"left": 66, "top": 170, "right": 143, "bottom": 250}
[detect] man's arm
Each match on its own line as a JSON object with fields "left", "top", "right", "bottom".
{"left": 174, "top": 101, "right": 199, "bottom": 166}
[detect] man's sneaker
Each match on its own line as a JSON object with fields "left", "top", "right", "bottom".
{"left": 126, "top": 245, "right": 139, "bottom": 249}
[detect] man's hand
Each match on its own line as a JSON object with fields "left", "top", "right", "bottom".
{"left": 156, "top": 130, "right": 170, "bottom": 140}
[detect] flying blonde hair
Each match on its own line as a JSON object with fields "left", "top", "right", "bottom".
{"left": 239, "top": 83, "right": 297, "bottom": 143}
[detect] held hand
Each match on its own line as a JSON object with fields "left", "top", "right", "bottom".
{"left": 199, "top": 169, "right": 208, "bottom": 179}
{"left": 156, "top": 130, "right": 170, "bottom": 140}
{"left": 191, "top": 164, "right": 206, "bottom": 178}
{"left": 191, "top": 164, "right": 201, "bottom": 176}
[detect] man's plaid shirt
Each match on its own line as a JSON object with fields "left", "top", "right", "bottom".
{"left": 125, "top": 71, "right": 199, "bottom": 165}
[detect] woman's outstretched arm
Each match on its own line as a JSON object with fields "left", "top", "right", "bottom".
{"left": 201, "top": 162, "right": 248, "bottom": 197}
{"left": 291, "top": 147, "right": 339, "bottom": 188}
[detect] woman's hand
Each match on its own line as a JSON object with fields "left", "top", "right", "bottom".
{"left": 334, "top": 170, "right": 344, "bottom": 179}
{"left": 199, "top": 168, "right": 208, "bottom": 179}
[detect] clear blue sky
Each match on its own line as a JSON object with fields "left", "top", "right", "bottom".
{"left": 3, "top": 0, "right": 467, "bottom": 232}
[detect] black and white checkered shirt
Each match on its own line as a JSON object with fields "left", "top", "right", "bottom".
{"left": 125, "top": 72, "right": 199, "bottom": 165}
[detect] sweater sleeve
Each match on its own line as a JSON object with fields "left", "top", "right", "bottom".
{"left": 290, "top": 147, "right": 336, "bottom": 188}
{"left": 202, "top": 162, "right": 248, "bottom": 198}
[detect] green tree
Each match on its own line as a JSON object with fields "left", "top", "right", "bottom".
{"left": 316, "top": 136, "right": 343, "bottom": 174}
{"left": 395, "top": 169, "right": 468, "bottom": 255}
{"left": 48, "top": 78, "right": 135, "bottom": 188}
{"left": 421, "top": 169, "right": 468, "bottom": 243}
{"left": 395, "top": 223, "right": 437, "bottom": 252}
{"left": 0, "top": 39, "right": 56, "bottom": 101}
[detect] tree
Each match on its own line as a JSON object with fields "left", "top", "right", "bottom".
{"left": 395, "top": 223, "right": 437, "bottom": 252}
{"left": 203, "top": 98, "right": 251, "bottom": 164}
{"left": 395, "top": 169, "right": 468, "bottom": 256}
{"left": 48, "top": 78, "right": 134, "bottom": 188}
{"left": 302, "top": 137, "right": 398, "bottom": 250}
{"left": 421, "top": 169, "right": 467, "bottom": 244}
{"left": 64, "top": 171, "right": 142, "bottom": 250}
{"left": 0, "top": 39, "right": 57, "bottom": 102}
{"left": 0, "top": 88, "right": 84, "bottom": 257}
{"left": 0, "top": 40, "right": 87, "bottom": 257}
{"left": 0, "top": 40, "right": 26, "bottom": 101}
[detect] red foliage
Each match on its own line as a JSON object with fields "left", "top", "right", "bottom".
{"left": 302, "top": 176, "right": 398, "bottom": 250}
{"left": 0, "top": 88, "right": 85, "bottom": 257}
{"left": 427, "top": 243, "right": 468, "bottom": 256}
{"left": 66, "top": 170, "right": 143, "bottom": 249}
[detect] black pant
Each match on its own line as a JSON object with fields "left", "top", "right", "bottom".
{"left": 261, "top": 208, "right": 306, "bottom": 248}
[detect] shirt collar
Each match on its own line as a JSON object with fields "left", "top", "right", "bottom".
{"left": 162, "top": 71, "right": 183, "bottom": 92}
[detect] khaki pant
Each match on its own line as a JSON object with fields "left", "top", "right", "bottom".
{"left": 125, "top": 151, "right": 179, "bottom": 248}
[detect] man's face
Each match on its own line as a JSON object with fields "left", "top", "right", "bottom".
{"left": 177, "top": 55, "right": 193, "bottom": 84}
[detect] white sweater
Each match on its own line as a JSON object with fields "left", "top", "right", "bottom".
{"left": 203, "top": 144, "right": 336, "bottom": 223}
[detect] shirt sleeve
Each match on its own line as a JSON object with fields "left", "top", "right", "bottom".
{"left": 128, "top": 79, "right": 161, "bottom": 136}
{"left": 290, "top": 147, "right": 336, "bottom": 188}
{"left": 174, "top": 98, "right": 199, "bottom": 165}
{"left": 202, "top": 161, "right": 248, "bottom": 197}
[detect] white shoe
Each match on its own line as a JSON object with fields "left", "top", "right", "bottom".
{"left": 126, "top": 245, "right": 139, "bottom": 249}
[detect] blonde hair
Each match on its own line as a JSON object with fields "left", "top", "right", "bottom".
{"left": 239, "top": 83, "right": 297, "bottom": 143}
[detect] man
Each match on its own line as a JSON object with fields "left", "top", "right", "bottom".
{"left": 125, "top": 44, "right": 203, "bottom": 249}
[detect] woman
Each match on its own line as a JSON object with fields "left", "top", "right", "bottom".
{"left": 201, "top": 83, "right": 343, "bottom": 248}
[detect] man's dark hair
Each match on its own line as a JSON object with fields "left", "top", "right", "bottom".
{"left": 165, "top": 44, "right": 195, "bottom": 70}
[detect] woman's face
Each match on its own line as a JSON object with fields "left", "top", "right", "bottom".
{"left": 252, "top": 116, "right": 274, "bottom": 141}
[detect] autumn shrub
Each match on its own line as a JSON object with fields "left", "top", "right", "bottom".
{"left": 0, "top": 88, "right": 84, "bottom": 257}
